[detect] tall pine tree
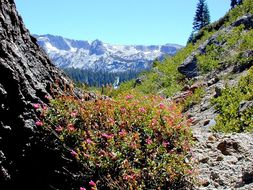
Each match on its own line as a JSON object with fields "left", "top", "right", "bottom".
{"left": 230, "top": 0, "right": 238, "bottom": 8}
{"left": 203, "top": 3, "right": 210, "bottom": 26}
{"left": 193, "top": 0, "right": 210, "bottom": 32}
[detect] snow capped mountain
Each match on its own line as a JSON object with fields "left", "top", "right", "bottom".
{"left": 34, "top": 34, "right": 183, "bottom": 72}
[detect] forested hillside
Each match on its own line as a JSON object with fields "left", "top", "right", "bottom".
{"left": 64, "top": 68, "right": 140, "bottom": 87}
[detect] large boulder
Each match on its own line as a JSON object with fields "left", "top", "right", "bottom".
{"left": 0, "top": 0, "right": 83, "bottom": 189}
{"left": 232, "top": 14, "right": 253, "bottom": 29}
{"left": 178, "top": 54, "right": 199, "bottom": 78}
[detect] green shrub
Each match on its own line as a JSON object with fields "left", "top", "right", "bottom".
{"left": 212, "top": 67, "right": 253, "bottom": 132}
{"left": 228, "top": 0, "right": 253, "bottom": 24}
{"left": 37, "top": 91, "right": 193, "bottom": 189}
{"left": 239, "top": 29, "right": 253, "bottom": 50}
{"left": 181, "top": 87, "right": 205, "bottom": 112}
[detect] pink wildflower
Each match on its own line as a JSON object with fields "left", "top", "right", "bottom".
{"left": 187, "top": 170, "right": 193, "bottom": 174}
{"left": 55, "top": 126, "right": 63, "bottom": 132}
{"left": 67, "top": 124, "right": 75, "bottom": 132}
{"left": 89, "top": 180, "right": 96, "bottom": 186}
{"left": 33, "top": 103, "right": 40, "bottom": 109}
{"left": 86, "top": 138, "right": 93, "bottom": 144}
{"left": 108, "top": 118, "right": 115, "bottom": 125}
{"left": 35, "top": 120, "right": 43, "bottom": 126}
{"left": 131, "top": 142, "right": 137, "bottom": 148}
{"left": 42, "top": 105, "right": 48, "bottom": 111}
{"left": 162, "top": 141, "right": 170, "bottom": 147}
{"left": 80, "top": 187, "right": 86, "bottom": 190}
{"left": 151, "top": 119, "right": 158, "bottom": 126}
{"left": 159, "top": 103, "right": 166, "bottom": 109}
{"left": 107, "top": 134, "right": 114, "bottom": 139}
{"left": 188, "top": 117, "right": 194, "bottom": 123}
{"left": 101, "top": 133, "right": 114, "bottom": 139}
{"left": 101, "top": 133, "right": 108, "bottom": 138}
{"left": 138, "top": 107, "right": 146, "bottom": 113}
{"left": 125, "top": 95, "right": 134, "bottom": 100}
{"left": 44, "top": 95, "right": 51, "bottom": 100}
{"left": 123, "top": 175, "right": 130, "bottom": 180}
{"left": 119, "top": 129, "right": 127, "bottom": 136}
{"left": 146, "top": 137, "right": 152, "bottom": 145}
{"left": 70, "top": 150, "right": 78, "bottom": 157}
{"left": 71, "top": 111, "right": 78, "bottom": 117}
{"left": 169, "top": 149, "right": 175, "bottom": 154}
{"left": 123, "top": 174, "right": 135, "bottom": 180}
{"left": 120, "top": 107, "right": 126, "bottom": 113}
{"left": 83, "top": 153, "right": 90, "bottom": 158}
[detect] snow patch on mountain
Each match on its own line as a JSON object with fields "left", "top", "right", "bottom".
{"left": 34, "top": 34, "right": 183, "bottom": 72}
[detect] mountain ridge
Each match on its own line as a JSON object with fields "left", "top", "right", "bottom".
{"left": 34, "top": 34, "right": 183, "bottom": 72}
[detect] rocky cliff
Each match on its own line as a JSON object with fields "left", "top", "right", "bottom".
{"left": 0, "top": 0, "right": 82, "bottom": 189}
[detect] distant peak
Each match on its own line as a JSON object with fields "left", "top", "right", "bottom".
{"left": 91, "top": 39, "right": 103, "bottom": 46}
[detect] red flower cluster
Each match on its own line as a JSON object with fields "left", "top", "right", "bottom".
{"left": 40, "top": 91, "right": 193, "bottom": 189}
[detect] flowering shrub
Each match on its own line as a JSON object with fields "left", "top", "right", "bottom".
{"left": 38, "top": 91, "right": 193, "bottom": 189}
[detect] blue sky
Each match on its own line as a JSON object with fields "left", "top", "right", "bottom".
{"left": 15, "top": 0, "right": 230, "bottom": 45}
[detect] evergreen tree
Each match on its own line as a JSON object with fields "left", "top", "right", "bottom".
{"left": 63, "top": 67, "right": 141, "bottom": 87}
{"left": 187, "top": 32, "right": 194, "bottom": 44}
{"left": 193, "top": 0, "right": 210, "bottom": 32}
{"left": 238, "top": 0, "right": 243, "bottom": 5}
{"left": 203, "top": 3, "right": 210, "bottom": 25}
{"left": 230, "top": 0, "right": 238, "bottom": 8}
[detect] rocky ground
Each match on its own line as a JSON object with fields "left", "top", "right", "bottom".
{"left": 182, "top": 66, "right": 253, "bottom": 189}
{"left": 175, "top": 14, "right": 253, "bottom": 189}
{"left": 192, "top": 131, "right": 253, "bottom": 190}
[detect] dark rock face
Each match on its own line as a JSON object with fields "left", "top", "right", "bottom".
{"left": 217, "top": 140, "right": 239, "bottom": 156}
{"left": 232, "top": 14, "right": 253, "bottom": 29}
{"left": 178, "top": 55, "right": 199, "bottom": 78}
{"left": 233, "top": 50, "right": 253, "bottom": 73}
{"left": 0, "top": 0, "right": 83, "bottom": 189}
{"left": 242, "top": 168, "right": 253, "bottom": 185}
{"left": 89, "top": 39, "right": 106, "bottom": 55}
